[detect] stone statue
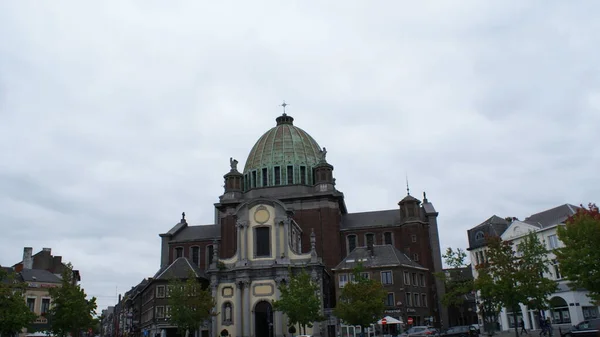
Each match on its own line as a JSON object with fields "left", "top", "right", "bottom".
{"left": 319, "top": 147, "right": 327, "bottom": 161}
{"left": 229, "top": 157, "right": 238, "bottom": 171}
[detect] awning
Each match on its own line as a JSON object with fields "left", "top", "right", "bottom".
{"left": 377, "top": 316, "right": 403, "bottom": 325}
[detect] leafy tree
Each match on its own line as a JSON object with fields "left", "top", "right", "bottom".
{"left": 0, "top": 267, "right": 37, "bottom": 337}
{"left": 434, "top": 248, "right": 474, "bottom": 325}
{"left": 273, "top": 269, "right": 324, "bottom": 335}
{"left": 168, "top": 271, "right": 216, "bottom": 337}
{"left": 556, "top": 203, "right": 600, "bottom": 302}
{"left": 474, "top": 233, "right": 556, "bottom": 337}
{"left": 334, "top": 265, "right": 386, "bottom": 335}
{"left": 48, "top": 263, "right": 97, "bottom": 337}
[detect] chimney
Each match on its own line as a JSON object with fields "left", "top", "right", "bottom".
{"left": 23, "top": 247, "right": 33, "bottom": 270}
{"left": 42, "top": 248, "right": 51, "bottom": 253}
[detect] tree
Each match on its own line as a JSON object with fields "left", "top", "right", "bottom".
{"left": 434, "top": 248, "right": 474, "bottom": 324}
{"left": 48, "top": 263, "right": 97, "bottom": 337}
{"left": 556, "top": 203, "right": 600, "bottom": 302}
{"left": 474, "top": 233, "right": 556, "bottom": 337}
{"left": 0, "top": 267, "right": 37, "bottom": 337}
{"left": 273, "top": 269, "right": 324, "bottom": 335}
{"left": 168, "top": 271, "right": 216, "bottom": 337}
{"left": 334, "top": 265, "right": 386, "bottom": 336}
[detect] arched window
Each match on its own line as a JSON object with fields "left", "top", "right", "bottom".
{"left": 206, "top": 245, "right": 214, "bottom": 266}
{"left": 222, "top": 302, "right": 233, "bottom": 325}
{"left": 347, "top": 234, "right": 357, "bottom": 254}
{"left": 475, "top": 231, "right": 485, "bottom": 241}
{"left": 383, "top": 232, "right": 393, "bottom": 245}
{"left": 190, "top": 246, "right": 200, "bottom": 266}
{"left": 174, "top": 247, "right": 183, "bottom": 259}
{"left": 365, "top": 233, "right": 375, "bottom": 247}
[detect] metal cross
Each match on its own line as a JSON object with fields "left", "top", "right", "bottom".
{"left": 280, "top": 101, "right": 289, "bottom": 114}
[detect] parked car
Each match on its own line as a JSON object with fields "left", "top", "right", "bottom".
{"left": 441, "top": 326, "right": 479, "bottom": 337}
{"left": 560, "top": 318, "right": 600, "bottom": 337}
{"left": 400, "top": 326, "right": 439, "bottom": 337}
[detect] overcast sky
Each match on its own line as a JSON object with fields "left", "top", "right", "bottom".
{"left": 1, "top": 1, "right": 599, "bottom": 310}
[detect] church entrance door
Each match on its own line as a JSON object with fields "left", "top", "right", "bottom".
{"left": 255, "top": 300, "right": 273, "bottom": 337}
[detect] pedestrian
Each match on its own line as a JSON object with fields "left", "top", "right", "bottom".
{"left": 520, "top": 319, "right": 528, "bottom": 335}
{"left": 546, "top": 318, "right": 553, "bottom": 337}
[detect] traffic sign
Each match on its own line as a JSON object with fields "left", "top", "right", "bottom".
{"left": 408, "top": 317, "right": 413, "bottom": 325}
{"left": 381, "top": 318, "right": 387, "bottom": 325}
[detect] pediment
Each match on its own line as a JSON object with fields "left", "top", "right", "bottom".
{"left": 500, "top": 221, "right": 539, "bottom": 241}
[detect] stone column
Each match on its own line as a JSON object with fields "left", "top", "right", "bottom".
{"left": 236, "top": 221, "right": 244, "bottom": 261}
{"left": 243, "top": 280, "right": 252, "bottom": 337}
{"left": 283, "top": 219, "right": 290, "bottom": 257}
{"left": 235, "top": 281, "right": 243, "bottom": 337}
{"left": 275, "top": 278, "right": 284, "bottom": 337}
{"left": 275, "top": 220, "right": 281, "bottom": 258}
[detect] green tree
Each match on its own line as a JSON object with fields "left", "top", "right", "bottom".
{"left": 334, "top": 266, "right": 386, "bottom": 335}
{"left": 273, "top": 269, "right": 324, "bottom": 335}
{"left": 434, "top": 248, "right": 474, "bottom": 323}
{"left": 0, "top": 267, "right": 37, "bottom": 337}
{"left": 168, "top": 271, "right": 216, "bottom": 337}
{"left": 556, "top": 203, "right": 600, "bottom": 302}
{"left": 48, "top": 263, "right": 97, "bottom": 337}
{"left": 474, "top": 233, "right": 556, "bottom": 337}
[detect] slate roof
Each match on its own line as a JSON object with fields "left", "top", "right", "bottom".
{"left": 171, "top": 224, "right": 220, "bottom": 242}
{"left": 20, "top": 269, "right": 62, "bottom": 283}
{"left": 523, "top": 204, "right": 579, "bottom": 228}
{"left": 342, "top": 209, "right": 399, "bottom": 229}
{"left": 333, "top": 245, "right": 427, "bottom": 271}
{"left": 466, "top": 215, "right": 510, "bottom": 250}
{"left": 154, "top": 257, "right": 207, "bottom": 280}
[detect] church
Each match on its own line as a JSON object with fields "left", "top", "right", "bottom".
{"left": 158, "top": 108, "right": 447, "bottom": 337}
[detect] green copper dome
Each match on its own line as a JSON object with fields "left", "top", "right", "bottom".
{"left": 243, "top": 114, "right": 322, "bottom": 189}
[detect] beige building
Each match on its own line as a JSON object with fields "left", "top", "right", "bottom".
{"left": 208, "top": 201, "right": 327, "bottom": 337}
{"left": 20, "top": 269, "right": 62, "bottom": 336}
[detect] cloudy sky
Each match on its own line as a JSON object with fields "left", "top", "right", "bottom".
{"left": 1, "top": 1, "right": 599, "bottom": 310}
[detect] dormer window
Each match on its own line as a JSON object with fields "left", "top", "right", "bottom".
{"left": 475, "top": 231, "right": 485, "bottom": 241}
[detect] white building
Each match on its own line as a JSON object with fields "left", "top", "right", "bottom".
{"left": 467, "top": 204, "right": 599, "bottom": 331}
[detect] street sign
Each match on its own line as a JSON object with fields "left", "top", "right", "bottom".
{"left": 408, "top": 317, "right": 414, "bottom": 325}
{"left": 382, "top": 318, "right": 387, "bottom": 325}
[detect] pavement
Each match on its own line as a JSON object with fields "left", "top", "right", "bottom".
{"left": 483, "top": 327, "right": 564, "bottom": 337}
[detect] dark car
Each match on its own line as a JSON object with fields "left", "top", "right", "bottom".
{"left": 560, "top": 318, "right": 600, "bottom": 337}
{"left": 441, "top": 326, "right": 479, "bottom": 337}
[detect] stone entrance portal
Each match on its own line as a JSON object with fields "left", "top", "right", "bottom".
{"left": 255, "top": 300, "right": 273, "bottom": 337}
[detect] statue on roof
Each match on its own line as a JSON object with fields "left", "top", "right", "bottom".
{"left": 230, "top": 157, "right": 238, "bottom": 171}
{"left": 318, "top": 147, "right": 327, "bottom": 162}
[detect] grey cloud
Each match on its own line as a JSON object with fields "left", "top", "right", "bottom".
{"left": 1, "top": 1, "right": 599, "bottom": 307}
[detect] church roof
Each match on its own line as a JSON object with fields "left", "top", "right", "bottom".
{"left": 243, "top": 113, "right": 322, "bottom": 176}
{"left": 171, "top": 224, "right": 220, "bottom": 242}
{"left": 333, "top": 245, "right": 427, "bottom": 271}
{"left": 341, "top": 209, "right": 399, "bottom": 229}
